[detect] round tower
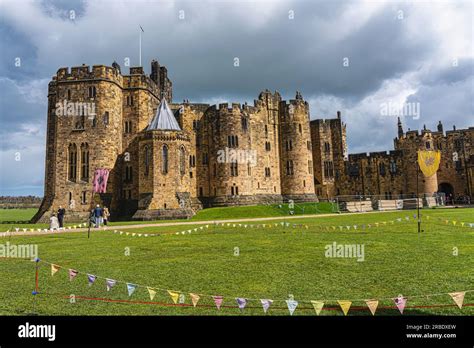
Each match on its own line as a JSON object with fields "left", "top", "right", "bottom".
{"left": 278, "top": 92, "right": 317, "bottom": 202}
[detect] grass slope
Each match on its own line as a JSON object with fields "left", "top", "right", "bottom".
{"left": 0, "top": 208, "right": 473, "bottom": 316}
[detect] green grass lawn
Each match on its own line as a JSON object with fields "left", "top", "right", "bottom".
{"left": 0, "top": 208, "right": 473, "bottom": 316}
{"left": 0, "top": 202, "right": 339, "bottom": 230}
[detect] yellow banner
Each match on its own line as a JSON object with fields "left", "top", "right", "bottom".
{"left": 147, "top": 287, "right": 157, "bottom": 301}
{"left": 418, "top": 150, "right": 441, "bottom": 178}
{"left": 51, "top": 264, "right": 60, "bottom": 276}
{"left": 449, "top": 292, "right": 465, "bottom": 309}
{"left": 168, "top": 290, "right": 180, "bottom": 304}
{"left": 190, "top": 293, "right": 200, "bottom": 307}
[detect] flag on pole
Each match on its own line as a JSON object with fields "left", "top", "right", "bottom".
{"left": 417, "top": 150, "right": 441, "bottom": 177}
{"left": 92, "top": 168, "right": 110, "bottom": 193}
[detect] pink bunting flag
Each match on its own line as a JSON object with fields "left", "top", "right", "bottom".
{"left": 212, "top": 296, "right": 223, "bottom": 310}
{"left": 394, "top": 295, "right": 407, "bottom": 314}
{"left": 69, "top": 269, "right": 78, "bottom": 281}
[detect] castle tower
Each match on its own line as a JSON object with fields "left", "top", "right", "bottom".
{"left": 278, "top": 92, "right": 317, "bottom": 201}
{"left": 134, "top": 99, "right": 193, "bottom": 219}
{"left": 33, "top": 65, "right": 124, "bottom": 222}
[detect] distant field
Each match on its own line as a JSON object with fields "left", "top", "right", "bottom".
{"left": 0, "top": 208, "right": 472, "bottom": 316}
{"left": 0, "top": 208, "right": 37, "bottom": 223}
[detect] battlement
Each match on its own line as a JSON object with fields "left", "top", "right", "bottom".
{"left": 142, "top": 130, "right": 190, "bottom": 142}
{"left": 349, "top": 150, "right": 403, "bottom": 161}
{"left": 123, "top": 74, "right": 160, "bottom": 97}
{"left": 55, "top": 65, "right": 123, "bottom": 86}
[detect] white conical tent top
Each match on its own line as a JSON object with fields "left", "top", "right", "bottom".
{"left": 147, "top": 98, "right": 181, "bottom": 131}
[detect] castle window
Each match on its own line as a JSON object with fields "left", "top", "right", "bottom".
{"left": 307, "top": 140, "right": 311, "bottom": 151}
{"left": 68, "top": 143, "right": 77, "bottom": 182}
{"left": 91, "top": 115, "right": 97, "bottom": 128}
{"left": 190, "top": 171, "right": 193, "bottom": 178}
{"left": 67, "top": 89, "right": 71, "bottom": 100}
{"left": 124, "top": 121, "right": 132, "bottom": 133}
{"left": 425, "top": 141, "right": 431, "bottom": 149}
{"left": 125, "top": 165, "right": 133, "bottom": 182}
{"left": 265, "top": 125, "right": 268, "bottom": 138}
{"left": 298, "top": 124, "right": 302, "bottom": 134}
{"left": 227, "top": 135, "right": 239, "bottom": 148}
{"left": 88, "top": 86, "right": 96, "bottom": 98}
{"left": 126, "top": 95, "right": 134, "bottom": 106}
{"left": 202, "top": 153, "right": 209, "bottom": 165}
{"left": 162, "top": 145, "right": 168, "bottom": 174}
{"left": 286, "top": 160, "right": 294, "bottom": 175}
{"left": 389, "top": 160, "right": 397, "bottom": 174}
{"left": 324, "top": 161, "right": 334, "bottom": 178}
{"left": 324, "top": 142, "right": 330, "bottom": 153}
{"left": 265, "top": 167, "right": 271, "bottom": 177}
{"left": 199, "top": 187, "right": 203, "bottom": 196}
{"left": 258, "top": 182, "right": 260, "bottom": 189}
{"left": 308, "top": 160, "right": 313, "bottom": 174}
{"left": 144, "top": 145, "right": 150, "bottom": 176}
{"left": 179, "top": 146, "right": 186, "bottom": 175}
{"left": 379, "top": 163, "right": 386, "bottom": 176}
{"left": 303, "top": 180, "right": 306, "bottom": 187}
{"left": 80, "top": 143, "right": 89, "bottom": 181}
{"left": 230, "top": 162, "right": 238, "bottom": 176}
{"left": 241, "top": 117, "right": 248, "bottom": 132}
{"left": 247, "top": 162, "right": 251, "bottom": 176}
{"left": 286, "top": 140, "right": 293, "bottom": 151}
{"left": 265, "top": 141, "right": 271, "bottom": 151}
{"left": 81, "top": 191, "right": 87, "bottom": 204}
{"left": 454, "top": 139, "right": 462, "bottom": 151}
{"left": 103, "top": 112, "right": 109, "bottom": 125}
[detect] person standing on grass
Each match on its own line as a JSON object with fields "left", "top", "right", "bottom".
{"left": 93, "top": 204, "right": 103, "bottom": 228}
{"left": 103, "top": 206, "right": 110, "bottom": 226}
{"left": 57, "top": 205, "right": 65, "bottom": 228}
{"left": 49, "top": 213, "right": 59, "bottom": 231}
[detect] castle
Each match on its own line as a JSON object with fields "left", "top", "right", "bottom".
{"left": 32, "top": 59, "right": 473, "bottom": 222}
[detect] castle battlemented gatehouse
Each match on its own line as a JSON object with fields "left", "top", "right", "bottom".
{"left": 32, "top": 59, "right": 473, "bottom": 222}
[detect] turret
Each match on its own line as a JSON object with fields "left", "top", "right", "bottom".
{"left": 397, "top": 117, "right": 404, "bottom": 138}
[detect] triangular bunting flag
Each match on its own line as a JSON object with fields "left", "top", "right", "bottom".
{"left": 147, "top": 287, "right": 157, "bottom": 300}
{"left": 449, "top": 292, "right": 465, "bottom": 309}
{"left": 394, "top": 295, "right": 407, "bottom": 314}
{"left": 338, "top": 300, "right": 352, "bottom": 316}
{"left": 168, "top": 290, "right": 180, "bottom": 304}
{"left": 260, "top": 299, "right": 273, "bottom": 313}
{"left": 190, "top": 293, "right": 200, "bottom": 307}
{"left": 127, "top": 283, "right": 137, "bottom": 297}
{"left": 51, "top": 264, "right": 60, "bottom": 276}
{"left": 365, "top": 299, "right": 379, "bottom": 316}
{"left": 286, "top": 299, "right": 298, "bottom": 316}
{"left": 213, "top": 296, "right": 224, "bottom": 310}
{"left": 236, "top": 298, "right": 247, "bottom": 311}
{"left": 87, "top": 274, "right": 96, "bottom": 286}
{"left": 69, "top": 269, "right": 78, "bottom": 281}
{"left": 310, "top": 300, "right": 324, "bottom": 315}
{"left": 106, "top": 278, "right": 117, "bottom": 291}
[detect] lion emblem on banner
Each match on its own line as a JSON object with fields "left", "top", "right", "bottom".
{"left": 417, "top": 151, "right": 441, "bottom": 178}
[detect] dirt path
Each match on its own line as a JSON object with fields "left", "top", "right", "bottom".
{"left": 0, "top": 209, "right": 407, "bottom": 237}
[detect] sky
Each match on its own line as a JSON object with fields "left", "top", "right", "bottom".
{"left": 0, "top": 0, "right": 472, "bottom": 196}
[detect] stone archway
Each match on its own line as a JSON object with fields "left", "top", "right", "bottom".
{"left": 438, "top": 182, "right": 454, "bottom": 204}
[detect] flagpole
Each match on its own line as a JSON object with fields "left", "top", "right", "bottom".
{"left": 416, "top": 152, "right": 421, "bottom": 234}
{"left": 139, "top": 30, "right": 142, "bottom": 67}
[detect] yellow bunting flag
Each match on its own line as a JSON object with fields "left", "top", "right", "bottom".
{"left": 190, "top": 293, "right": 200, "bottom": 307}
{"left": 338, "top": 300, "right": 352, "bottom": 316}
{"left": 449, "top": 292, "right": 465, "bottom": 309}
{"left": 147, "top": 287, "right": 157, "bottom": 301}
{"left": 365, "top": 299, "right": 379, "bottom": 316}
{"left": 311, "top": 301, "right": 324, "bottom": 315}
{"left": 417, "top": 150, "right": 441, "bottom": 178}
{"left": 51, "top": 264, "right": 60, "bottom": 276}
{"left": 452, "top": 221, "right": 457, "bottom": 226}
{"left": 168, "top": 290, "right": 180, "bottom": 304}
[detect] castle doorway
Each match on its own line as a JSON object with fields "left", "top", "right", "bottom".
{"left": 438, "top": 182, "right": 454, "bottom": 203}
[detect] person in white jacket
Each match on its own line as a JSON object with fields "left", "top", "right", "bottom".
{"left": 49, "top": 213, "right": 59, "bottom": 231}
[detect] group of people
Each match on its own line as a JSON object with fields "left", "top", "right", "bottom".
{"left": 90, "top": 204, "right": 110, "bottom": 228}
{"left": 49, "top": 206, "right": 66, "bottom": 230}
{"left": 49, "top": 204, "right": 111, "bottom": 230}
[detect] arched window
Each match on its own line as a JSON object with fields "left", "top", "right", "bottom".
{"left": 68, "top": 143, "right": 77, "bottom": 181}
{"left": 144, "top": 145, "right": 150, "bottom": 176}
{"left": 80, "top": 143, "right": 89, "bottom": 181}
{"left": 162, "top": 145, "right": 169, "bottom": 174}
{"left": 179, "top": 146, "right": 186, "bottom": 175}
